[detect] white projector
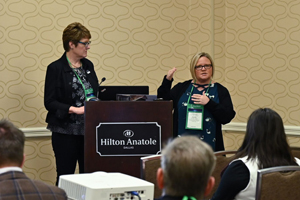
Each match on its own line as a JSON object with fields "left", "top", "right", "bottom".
{"left": 58, "top": 172, "right": 154, "bottom": 200}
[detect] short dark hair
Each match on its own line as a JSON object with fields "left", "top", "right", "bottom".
{"left": 62, "top": 22, "right": 91, "bottom": 52}
{"left": 0, "top": 119, "right": 25, "bottom": 167}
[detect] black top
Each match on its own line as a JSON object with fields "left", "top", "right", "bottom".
{"left": 44, "top": 52, "right": 99, "bottom": 130}
{"left": 211, "top": 160, "right": 250, "bottom": 200}
{"left": 157, "top": 76, "right": 236, "bottom": 151}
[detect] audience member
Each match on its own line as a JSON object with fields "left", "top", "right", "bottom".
{"left": 211, "top": 108, "right": 300, "bottom": 200}
{"left": 0, "top": 119, "right": 67, "bottom": 200}
{"left": 156, "top": 135, "right": 216, "bottom": 200}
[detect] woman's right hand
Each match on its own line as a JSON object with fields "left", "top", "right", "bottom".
{"left": 69, "top": 106, "right": 84, "bottom": 114}
{"left": 166, "top": 67, "right": 177, "bottom": 81}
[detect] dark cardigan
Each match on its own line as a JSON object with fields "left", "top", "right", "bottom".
{"left": 157, "top": 76, "right": 235, "bottom": 151}
{"left": 44, "top": 52, "right": 99, "bottom": 127}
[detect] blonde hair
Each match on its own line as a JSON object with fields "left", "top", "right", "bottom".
{"left": 189, "top": 52, "right": 214, "bottom": 83}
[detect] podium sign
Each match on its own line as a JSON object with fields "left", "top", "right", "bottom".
{"left": 84, "top": 101, "right": 173, "bottom": 177}
{"left": 96, "top": 122, "right": 161, "bottom": 156}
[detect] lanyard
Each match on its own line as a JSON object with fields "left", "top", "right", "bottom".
{"left": 182, "top": 196, "right": 197, "bottom": 200}
{"left": 66, "top": 56, "right": 88, "bottom": 100}
{"left": 187, "top": 79, "right": 212, "bottom": 104}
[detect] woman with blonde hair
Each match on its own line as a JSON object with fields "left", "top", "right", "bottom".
{"left": 157, "top": 52, "right": 235, "bottom": 151}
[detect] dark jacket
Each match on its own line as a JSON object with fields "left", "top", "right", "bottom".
{"left": 0, "top": 171, "right": 67, "bottom": 200}
{"left": 44, "top": 52, "right": 99, "bottom": 126}
{"left": 157, "top": 76, "right": 235, "bottom": 151}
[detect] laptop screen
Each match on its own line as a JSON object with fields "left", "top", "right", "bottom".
{"left": 98, "top": 85, "right": 149, "bottom": 101}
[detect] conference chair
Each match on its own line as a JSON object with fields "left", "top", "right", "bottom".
{"left": 205, "top": 150, "right": 237, "bottom": 200}
{"left": 140, "top": 154, "right": 162, "bottom": 199}
{"left": 255, "top": 165, "right": 300, "bottom": 200}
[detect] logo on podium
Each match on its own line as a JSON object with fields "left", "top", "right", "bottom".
{"left": 123, "top": 130, "right": 134, "bottom": 137}
{"left": 96, "top": 122, "right": 161, "bottom": 156}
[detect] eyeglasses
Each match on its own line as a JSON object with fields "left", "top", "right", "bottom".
{"left": 195, "top": 64, "right": 212, "bottom": 70}
{"left": 78, "top": 41, "right": 91, "bottom": 47}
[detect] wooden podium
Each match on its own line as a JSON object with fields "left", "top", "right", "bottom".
{"left": 84, "top": 101, "right": 173, "bottom": 177}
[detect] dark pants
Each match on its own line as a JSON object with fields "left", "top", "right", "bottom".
{"left": 52, "top": 132, "right": 84, "bottom": 185}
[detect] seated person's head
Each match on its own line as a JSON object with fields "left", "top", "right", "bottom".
{"left": 157, "top": 135, "right": 216, "bottom": 199}
{"left": 246, "top": 107, "right": 284, "bottom": 138}
{"left": 238, "top": 108, "right": 297, "bottom": 168}
{"left": 0, "top": 119, "right": 25, "bottom": 168}
{"left": 243, "top": 108, "right": 288, "bottom": 155}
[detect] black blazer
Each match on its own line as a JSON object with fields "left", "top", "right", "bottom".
{"left": 44, "top": 52, "right": 99, "bottom": 126}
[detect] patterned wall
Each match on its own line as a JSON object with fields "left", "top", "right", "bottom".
{"left": 2, "top": 0, "right": 300, "bottom": 127}
{"left": 24, "top": 137, "right": 56, "bottom": 185}
{"left": 2, "top": 0, "right": 300, "bottom": 185}
{"left": 216, "top": 0, "right": 300, "bottom": 124}
{"left": 0, "top": 0, "right": 215, "bottom": 127}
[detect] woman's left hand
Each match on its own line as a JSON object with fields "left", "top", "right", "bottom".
{"left": 191, "top": 91, "right": 210, "bottom": 105}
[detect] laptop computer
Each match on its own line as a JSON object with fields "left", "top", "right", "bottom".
{"left": 98, "top": 85, "right": 149, "bottom": 101}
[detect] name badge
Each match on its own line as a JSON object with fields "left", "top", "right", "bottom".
{"left": 185, "top": 104, "right": 204, "bottom": 130}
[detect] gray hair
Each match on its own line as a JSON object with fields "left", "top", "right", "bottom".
{"left": 160, "top": 136, "right": 216, "bottom": 199}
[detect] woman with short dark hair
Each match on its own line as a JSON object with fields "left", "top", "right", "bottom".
{"left": 44, "top": 22, "right": 99, "bottom": 185}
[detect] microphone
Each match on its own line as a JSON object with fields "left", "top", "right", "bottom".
{"left": 99, "top": 77, "right": 106, "bottom": 86}
{"left": 98, "top": 77, "right": 106, "bottom": 100}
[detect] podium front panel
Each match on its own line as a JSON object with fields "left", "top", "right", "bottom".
{"left": 84, "top": 101, "right": 173, "bottom": 177}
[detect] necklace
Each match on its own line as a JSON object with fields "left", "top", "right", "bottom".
{"left": 70, "top": 62, "right": 82, "bottom": 69}
{"left": 66, "top": 56, "right": 81, "bottom": 68}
